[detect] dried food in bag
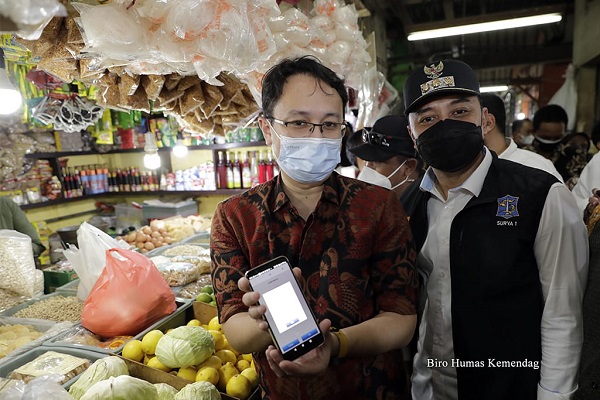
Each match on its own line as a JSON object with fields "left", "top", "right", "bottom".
{"left": 0, "top": 230, "right": 36, "bottom": 297}
{"left": 141, "top": 74, "right": 165, "bottom": 101}
{"left": 157, "top": 261, "right": 202, "bottom": 287}
{"left": 9, "top": 351, "right": 91, "bottom": 385}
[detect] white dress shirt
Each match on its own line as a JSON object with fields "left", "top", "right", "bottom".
{"left": 412, "top": 148, "right": 588, "bottom": 400}
{"left": 499, "top": 138, "right": 563, "bottom": 182}
{"left": 572, "top": 152, "right": 600, "bottom": 214}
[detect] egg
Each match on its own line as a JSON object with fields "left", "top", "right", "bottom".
{"left": 144, "top": 242, "right": 155, "bottom": 250}
{"left": 151, "top": 231, "right": 161, "bottom": 239}
{"left": 142, "top": 226, "right": 152, "bottom": 235}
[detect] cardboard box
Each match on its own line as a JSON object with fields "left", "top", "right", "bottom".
{"left": 193, "top": 300, "right": 218, "bottom": 324}
{"left": 118, "top": 356, "right": 243, "bottom": 400}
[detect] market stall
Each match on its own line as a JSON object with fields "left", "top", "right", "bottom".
{"left": 0, "top": 0, "right": 395, "bottom": 397}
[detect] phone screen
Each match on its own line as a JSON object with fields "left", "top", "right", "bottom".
{"left": 246, "top": 256, "right": 324, "bottom": 360}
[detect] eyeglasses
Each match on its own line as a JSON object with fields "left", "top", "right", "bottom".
{"left": 362, "top": 129, "right": 394, "bottom": 148}
{"left": 268, "top": 117, "right": 346, "bottom": 138}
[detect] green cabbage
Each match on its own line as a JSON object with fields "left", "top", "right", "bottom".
{"left": 155, "top": 383, "right": 178, "bottom": 399}
{"left": 174, "top": 381, "right": 221, "bottom": 400}
{"left": 155, "top": 326, "right": 214, "bottom": 368}
{"left": 69, "top": 356, "right": 129, "bottom": 400}
{"left": 80, "top": 375, "right": 158, "bottom": 400}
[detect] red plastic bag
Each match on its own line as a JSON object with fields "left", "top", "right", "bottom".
{"left": 81, "top": 248, "right": 176, "bottom": 337}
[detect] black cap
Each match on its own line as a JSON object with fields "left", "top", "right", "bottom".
{"left": 350, "top": 115, "right": 417, "bottom": 162}
{"left": 403, "top": 59, "right": 480, "bottom": 115}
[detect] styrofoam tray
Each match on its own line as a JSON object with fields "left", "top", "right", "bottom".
{"left": 54, "top": 279, "right": 80, "bottom": 296}
{"left": 0, "top": 345, "right": 106, "bottom": 389}
{"left": 43, "top": 300, "right": 193, "bottom": 354}
{"left": 0, "top": 292, "right": 80, "bottom": 322}
{"left": 0, "top": 317, "right": 74, "bottom": 367}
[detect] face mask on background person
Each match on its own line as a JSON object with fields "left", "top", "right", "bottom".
{"left": 520, "top": 134, "right": 534, "bottom": 146}
{"left": 357, "top": 160, "right": 408, "bottom": 189}
{"left": 415, "top": 119, "right": 484, "bottom": 172}
{"left": 269, "top": 122, "right": 342, "bottom": 184}
{"left": 534, "top": 136, "right": 562, "bottom": 153}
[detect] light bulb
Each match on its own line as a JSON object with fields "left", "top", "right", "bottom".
{"left": 143, "top": 152, "right": 161, "bottom": 169}
{"left": 172, "top": 139, "right": 188, "bottom": 158}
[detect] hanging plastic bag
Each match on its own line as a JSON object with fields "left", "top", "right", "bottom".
{"left": 548, "top": 64, "right": 577, "bottom": 132}
{"left": 81, "top": 248, "right": 176, "bottom": 337}
{"left": 62, "top": 222, "right": 127, "bottom": 301}
{"left": 0, "top": 230, "right": 36, "bottom": 298}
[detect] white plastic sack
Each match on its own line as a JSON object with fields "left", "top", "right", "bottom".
{"left": 62, "top": 222, "right": 128, "bottom": 301}
{"left": 0, "top": 0, "right": 67, "bottom": 40}
{"left": 0, "top": 230, "right": 36, "bottom": 297}
{"left": 549, "top": 64, "right": 577, "bottom": 132}
{"left": 0, "top": 374, "right": 72, "bottom": 400}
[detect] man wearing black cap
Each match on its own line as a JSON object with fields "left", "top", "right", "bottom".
{"left": 352, "top": 115, "right": 423, "bottom": 198}
{"left": 400, "top": 59, "right": 587, "bottom": 400}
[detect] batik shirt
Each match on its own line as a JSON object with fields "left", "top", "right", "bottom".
{"left": 210, "top": 172, "right": 419, "bottom": 400}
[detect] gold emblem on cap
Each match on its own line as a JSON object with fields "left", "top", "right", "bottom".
{"left": 424, "top": 61, "right": 444, "bottom": 79}
{"left": 420, "top": 76, "right": 456, "bottom": 95}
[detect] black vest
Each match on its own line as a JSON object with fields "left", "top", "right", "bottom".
{"left": 401, "top": 155, "right": 558, "bottom": 400}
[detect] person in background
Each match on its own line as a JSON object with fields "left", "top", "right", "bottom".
{"left": 572, "top": 151, "right": 600, "bottom": 219}
{"left": 554, "top": 131, "right": 592, "bottom": 189}
{"left": 351, "top": 115, "right": 424, "bottom": 199}
{"left": 527, "top": 104, "right": 569, "bottom": 163}
{"left": 335, "top": 121, "right": 359, "bottom": 178}
{"left": 400, "top": 59, "right": 587, "bottom": 400}
{"left": 0, "top": 196, "right": 45, "bottom": 257}
{"left": 480, "top": 93, "right": 562, "bottom": 181}
{"left": 210, "top": 56, "right": 419, "bottom": 400}
{"left": 511, "top": 118, "right": 534, "bottom": 147}
{"left": 591, "top": 121, "right": 600, "bottom": 152}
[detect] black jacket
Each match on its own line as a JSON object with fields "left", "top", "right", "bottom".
{"left": 401, "top": 154, "right": 558, "bottom": 400}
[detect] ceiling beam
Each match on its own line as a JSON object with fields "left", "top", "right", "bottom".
{"left": 389, "top": 42, "right": 572, "bottom": 70}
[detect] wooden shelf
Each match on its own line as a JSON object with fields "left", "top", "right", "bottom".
{"left": 24, "top": 141, "right": 267, "bottom": 159}
{"left": 20, "top": 189, "right": 246, "bottom": 210}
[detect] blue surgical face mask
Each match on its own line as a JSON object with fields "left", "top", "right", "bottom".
{"left": 269, "top": 122, "right": 342, "bottom": 184}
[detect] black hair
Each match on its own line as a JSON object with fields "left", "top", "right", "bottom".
{"left": 261, "top": 56, "right": 348, "bottom": 118}
{"left": 480, "top": 93, "right": 506, "bottom": 135}
{"left": 511, "top": 118, "right": 531, "bottom": 133}
{"left": 339, "top": 122, "right": 355, "bottom": 167}
{"left": 344, "top": 128, "right": 365, "bottom": 167}
{"left": 533, "top": 104, "right": 568, "bottom": 132}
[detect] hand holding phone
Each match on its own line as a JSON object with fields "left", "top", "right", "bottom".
{"left": 245, "top": 256, "right": 325, "bottom": 361}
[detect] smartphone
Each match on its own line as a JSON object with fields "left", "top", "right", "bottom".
{"left": 245, "top": 256, "right": 324, "bottom": 361}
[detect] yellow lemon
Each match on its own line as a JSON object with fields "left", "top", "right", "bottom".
{"left": 121, "top": 340, "right": 144, "bottom": 362}
{"left": 177, "top": 367, "right": 197, "bottom": 382}
{"left": 241, "top": 367, "right": 259, "bottom": 388}
{"left": 226, "top": 374, "right": 253, "bottom": 400}
{"left": 147, "top": 356, "right": 171, "bottom": 373}
{"left": 165, "top": 328, "right": 174, "bottom": 334}
{"left": 236, "top": 359, "right": 251, "bottom": 371}
{"left": 221, "top": 338, "right": 240, "bottom": 356}
{"left": 218, "top": 362, "right": 238, "bottom": 392}
{"left": 215, "top": 349, "right": 237, "bottom": 365}
{"left": 141, "top": 330, "right": 164, "bottom": 355}
{"left": 209, "top": 330, "right": 225, "bottom": 350}
{"left": 198, "top": 355, "right": 223, "bottom": 370}
{"left": 241, "top": 353, "right": 253, "bottom": 363}
{"left": 196, "top": 366, "right": 219, "bottom": 385}
{"left": 207, "top": 316, "right": 221, "bottom": 331}
{"left": 143, "top": 353, "right": 153, "bottom": 365}
{"left": 187, "top": 319, "right": 201, "bottom": 327}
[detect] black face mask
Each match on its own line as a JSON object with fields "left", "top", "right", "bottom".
{"left": 533, "top": 137, "right": 562, "bottom": 153}
{"left": 415, "top": 119, "right": 484, "bottom": 172}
